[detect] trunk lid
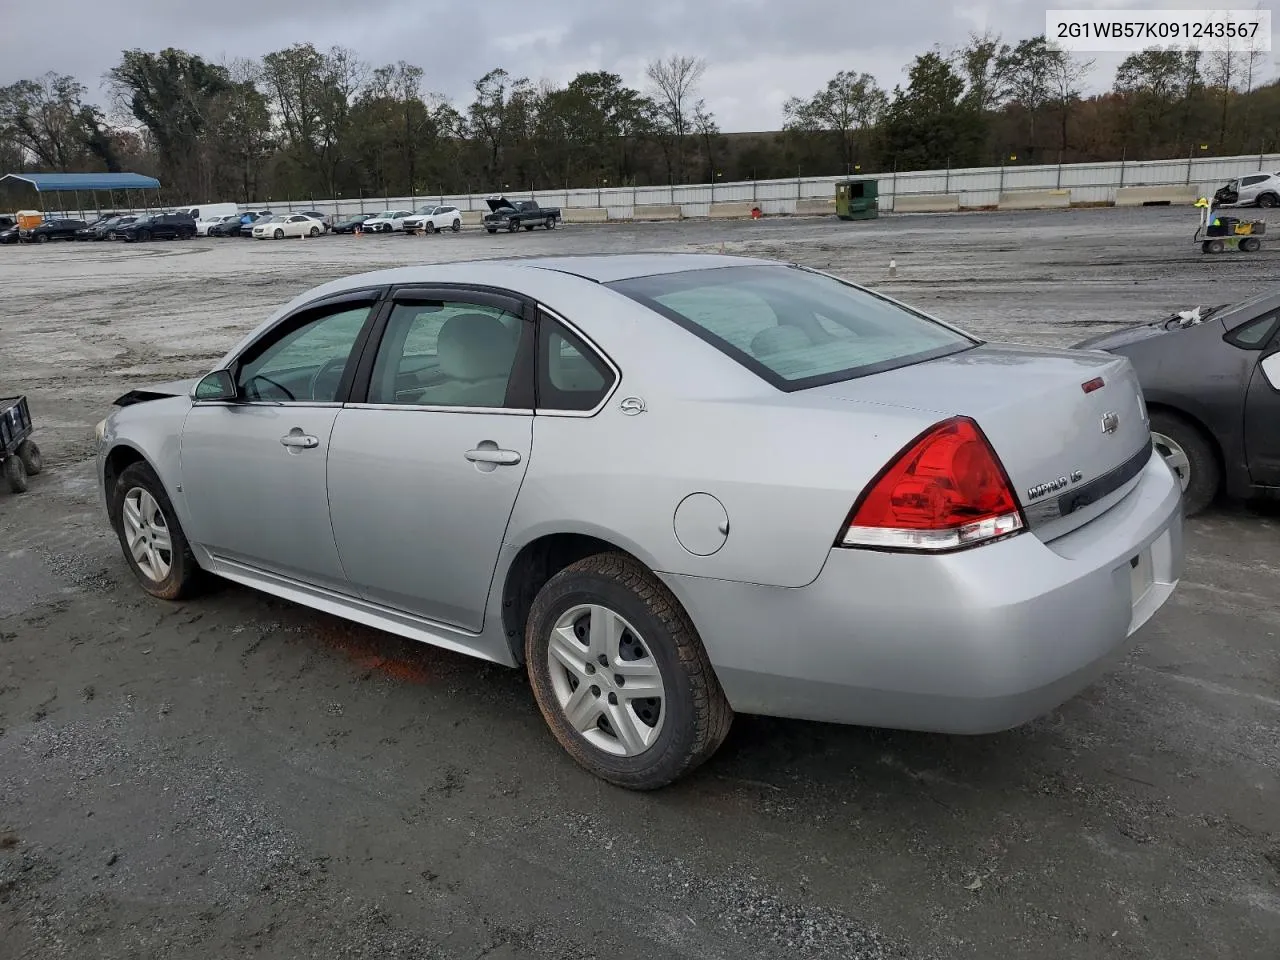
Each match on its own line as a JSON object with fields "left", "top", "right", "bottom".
{"left": 806, "top": 344, "right": 1153, "bottom": 542}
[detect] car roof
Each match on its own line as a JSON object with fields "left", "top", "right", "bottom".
{"left": 307, "top": 253, "right": 784, "bottom": 294}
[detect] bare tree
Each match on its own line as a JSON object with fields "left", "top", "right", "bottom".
{"left": 783, "top": 71, "right": 887, "bottom": 172}
{"left": 644, "top": 54, "right": 705, "bottom": 183}
{"left": 1046, "top": 48, "right": 1094, "bottom": 152}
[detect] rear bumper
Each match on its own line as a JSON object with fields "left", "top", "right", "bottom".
{"left": 662, "top": 450, "right": 1183, "bottom": 733}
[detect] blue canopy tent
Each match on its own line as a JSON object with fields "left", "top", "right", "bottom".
{"left": 0, "top": 172, "right": 163, "bottom": 220}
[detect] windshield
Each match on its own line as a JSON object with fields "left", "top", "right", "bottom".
{"left": 609, "top": 264, "right": 977, "bottom": 391}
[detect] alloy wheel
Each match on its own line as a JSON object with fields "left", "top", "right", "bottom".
{"left": 1152, "top": 431, "right": 1191, "bottom": 492}
{"left": 547, "top": 603, "right": 666, "bottom": 757}
{"left": 122, "top": 487, "right": 173, "bottom": 582}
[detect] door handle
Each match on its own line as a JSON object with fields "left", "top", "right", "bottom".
{"left": 465, "top": 447, "right": 521, "bottom": 465}
{"left": 280, "top": 433, "right": 319, "bottom": 449}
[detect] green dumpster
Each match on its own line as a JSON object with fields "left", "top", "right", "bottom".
{"left": 835, "top": 178, "right": 879, "bottom": 221}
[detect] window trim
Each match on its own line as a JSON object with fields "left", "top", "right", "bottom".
{"left": 534, "top": 305, "right": 621, "bottom": 417}
{"left": 192, "top": 286, "right": 389, "bottom": 408}
{"left": 1223, "top": 310, "right": 1280, "bottom": 351}
{"left": 606, "top": 263, "right": 978, "bottom": 394}
{"left": 343, "top": 283, "right": 537, "bottom": 414}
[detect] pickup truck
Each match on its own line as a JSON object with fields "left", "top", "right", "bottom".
{"left": 483, "top": 196, "right": 561, "bottom": 233}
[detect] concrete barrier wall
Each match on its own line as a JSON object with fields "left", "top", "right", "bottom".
{"left": 1114, "top": 186, "right": 1202, "bottom": 206}
{"left": 634, "top": 204, "right": 682, "bottom": 221}
{"left": 708, "top": 201, "right": 758, "bottom": 219}
{"left": 562, "top": 207, "right": 609, "bottom": 223}
{"left": 998, "top": 189, "right": 1071, "bottom": 210}
{"left": 895, "top": 194, "right": 960, "bottom": 213}
{"left": 795, "top": 199, "right": 835, "bottom": 215}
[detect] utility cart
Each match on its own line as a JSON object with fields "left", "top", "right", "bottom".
{"left": 1, "top": 396, "right": 43, "bottom": 493}
{"left": 1194, "top": 196, "right": 1267, "bottom": 254}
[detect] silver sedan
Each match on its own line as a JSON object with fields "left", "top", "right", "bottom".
{"left": 95, "top": 254, "right": 1183, "bottom": 789}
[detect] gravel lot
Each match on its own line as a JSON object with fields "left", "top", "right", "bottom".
{"left": 1, "top": 207, "right": 1278, "bottom": 960}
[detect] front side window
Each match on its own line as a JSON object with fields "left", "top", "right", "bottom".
{"left": 368, "top": 301, "right": 525, "bottom": 408}
{"left": 609, "top": 265, "right": 975, "bottom": 391}
{"left": 538, "top": 316, "right": 615, "bottom": 411}
{"left": 236, "top": 305, "right": 372, "bottom": 403}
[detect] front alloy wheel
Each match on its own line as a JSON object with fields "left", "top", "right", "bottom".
{"left": 111, "top": 462, "right": 203, "bottom": 600}
{"left": 1150, "top": 411, "right": 1218, "bottom": 516}
{"left": 122, "top": 487, "right": 173, "bottom": 583}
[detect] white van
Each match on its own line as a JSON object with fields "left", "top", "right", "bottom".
{"left": 173, "top": 202, "right": 239, "bottom": 222}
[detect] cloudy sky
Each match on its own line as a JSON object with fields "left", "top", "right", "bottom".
{"left": 3, "top": 0, "right": 1275, "bottom": 131}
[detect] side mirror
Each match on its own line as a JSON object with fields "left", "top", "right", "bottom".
{"left": 1261, "top": 353, "right": 1280, "bottom": 391}
{"left": 193, "top": 369, "right": 238, "bottom": 402}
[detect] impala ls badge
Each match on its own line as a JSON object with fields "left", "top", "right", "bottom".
{"left": 1100, "top": 411, "right": 1119, "bottom": 434}
{"left": 1027, "top": 470, "right": 1085, "bottom": 501}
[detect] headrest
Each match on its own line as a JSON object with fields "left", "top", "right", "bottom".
{"left": 437, "top": 313, "right": 517, "bottom": 381}
{"left": 750, "top": 324, "right": 811, "bottom": 357}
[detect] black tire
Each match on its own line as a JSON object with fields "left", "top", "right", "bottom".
{"left": 110, "top": 461, "right": 203, "bottom": 600}
{"left": 36, "top": 233, "right": 48, "bottom": 244}
{"left": 508, "top": 220, "right": 519, "bottom": 233}
{"left": 3, "top": 456, "right": 28, "bottom": 494}
{"left": 545, "top": 217, "right": 556, "bottom": 230}
{"left": 525, "top": 552, "right": 733, "bottom": 790}
{"left": 274, "top": 228, "right": 284, "bottom": 239}
{"left": 1258, "top": 193, "right": 1279, "bottom": 208}
{"left": 309, "top": 225, "right": 320, "bottom": 237}
{"left": 16, "top": 440, "right": 42, "bottom": 475}
{"left": 1207, "top": 238, "right": 1225, "bottom": 254}
{"left": 1150, "top": 411, "right": 1219, "bottom": 517}
{"left": 425, "top": 221, "right": 437, "bottom": 234}
{"left": 1200, "top": 240, "right": 1214, "bottom": 254}
{"left": 1241, "top": 237, "right": 1261, "bottom": 252}
{"left": 451, "top": 219, "right": 461, "bottom": 232}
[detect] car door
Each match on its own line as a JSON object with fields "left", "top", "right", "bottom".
{"left": 179, "top": 288, "right": 386, "bottom": 590}
{"left": 1240, "top": 312, "right": 1280, "bottom": 484}
{"left": 326, "top": 287, "right": 535, "bottom": 631}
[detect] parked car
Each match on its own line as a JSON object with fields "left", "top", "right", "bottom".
{"left": 238, "top": 211, "right": 275, "bottom": 237}
{"left": 0, "top": 223, "right": 19, "bottom": 244}
{"left": 115, "top": 213, "right": 197, "bottom": 242}
{"left": 94, "top": 253, "right": 1182, "bottom": 789}
{"left": 296, "top": 211, "right": 332, "bottom": 231}
{"left": 1214, "top": 173, "right": 1280, "bottom": 207}
{"left": 332, "top": 214, "right": 375, "bottom": 234}
{"left": 360, "top": 209, "right": 414, "bottom": 233}
{"left": 23, "top": 218, "right": 87, "bottom": 243}
{"left": 209, "top": 213, "right": 260, "bottom": 238}
{"left": 252, "top": 214, "right": 325, "bottom": 240}
{"left": 0, "top": 215, "right": 13, "bottom": 231}
{"left": 1074, "top": 291, "right": 1280, "bottom": 514}
{"left": 76, "top": 218, "right": 110, "bottom": 240}
{"left": 196, "top": 214, "right": 239, "bottom": 236}
{"left": 101, "top": 216, "right": 138, "bottom": 240}
{"left": 483, "top": 196, "right": 561, "bottom": 233}
{"left": 402, "top": 205, "right": 463, "bottom": 234}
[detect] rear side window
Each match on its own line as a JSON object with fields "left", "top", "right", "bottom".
{"left": 609, "top": 265, "right": 975, "bottom": 391}
{"left": 1242, "top": 175, "right": 1269, "bottom": 186}
{"left": 538, "top": 315, "right": 616, "bottom": 411}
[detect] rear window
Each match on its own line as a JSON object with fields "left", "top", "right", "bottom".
{"left": 608, "top": 265, "right": 976, "bottom": 391}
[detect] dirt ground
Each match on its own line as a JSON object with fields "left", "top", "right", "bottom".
{"left": 1, "top": 208, "right": 1278, "bottom": 960}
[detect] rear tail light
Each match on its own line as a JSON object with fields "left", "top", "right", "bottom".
{"left": 838, "top": 416, "right": 1025, "bottom": 552}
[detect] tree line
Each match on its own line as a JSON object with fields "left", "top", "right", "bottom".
{"left": 0, "top": 33, "right": 1276, "bottom": 207}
